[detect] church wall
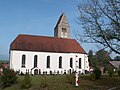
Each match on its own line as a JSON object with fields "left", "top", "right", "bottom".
{"left": 10, "top": 50, "right": 89, "bottom": 74}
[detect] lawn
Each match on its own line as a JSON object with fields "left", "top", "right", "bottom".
{"left": 1, "top": 74, "right": 120, "bottom": 90}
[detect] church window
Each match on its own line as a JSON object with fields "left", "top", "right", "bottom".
{"left": 79, "top": 58, "right": 81, "bottom": 69}
{"left": 34, "top": 55, "right": 37, "bottom": 68}
{"left": 47, "top": 56, "right": 50, "bottom": 68}
{"left": 59, "top": 56, "right": 62, "bottom": 68}
{"left": 70, "top": 58, "right": 73, "bottom": 68}
{"left": 21, "top": 55, "right": 26, "bottom": 68}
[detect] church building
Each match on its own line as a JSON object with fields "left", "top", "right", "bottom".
{"left": 9, "top": 13, "right": 89, "bottom": 75}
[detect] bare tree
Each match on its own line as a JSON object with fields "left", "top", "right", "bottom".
{"left": 77, "top": 0, "right": 120, "bottom": 54}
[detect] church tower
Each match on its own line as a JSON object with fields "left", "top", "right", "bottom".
{"left": 54, "top": 13, "right": 70, "bottom": 38}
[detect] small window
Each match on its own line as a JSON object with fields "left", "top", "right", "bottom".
{"left": 47, "top": 56, "right": 50, "bottom": 68}
{"left": 21, "top": 55, "right": 26, "bottom": 68}
{"left": 34, "top": 55, "right": 37, "bottom": 67}
{"left": 62, "top": 28, "right": 67, "bottom": 32}
{"left": 59, "top": 56, "right": 62, "bottom": 68}
{"left": 70, "top": 58, "right": 73, "bottom": 68}
{"left": 79, "top": 58, "right": 81, "bottom": 69}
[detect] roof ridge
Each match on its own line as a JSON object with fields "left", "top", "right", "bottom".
{"left": 18, "top": 34, "right": 75, "bottom": 40}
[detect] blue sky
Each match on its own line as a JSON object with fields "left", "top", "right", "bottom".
{"left": 0, "top": 0, "right": 97, "bottom": 60}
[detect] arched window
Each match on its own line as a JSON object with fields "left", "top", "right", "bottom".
{"left": 21, "top": 55, "right": 26, "bottom": 68}
{"left": 59, "top": 56, "right": 62, "bottom": 68}
{"left": 34, "top": 55, "right": 37, "bottom": 67}
{"left": 47, "top": 56, "right": 50, "bottom": 68}
{"left": 79, "top": 58, "right": 81, "bottom": 69}
{"left": 70, "top": 58, "right": 73, "bottom": 68}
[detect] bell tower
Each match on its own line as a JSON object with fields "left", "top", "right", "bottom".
{"left": 54, "top": 13, "right": 70, "bottom": 38}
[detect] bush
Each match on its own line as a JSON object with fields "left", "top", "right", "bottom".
{"left": 93, "top": 68, "right": 101, "bottom": 79}
{"left": 0, "top": 68, "right": 17, "bottom": 88}
{"left": 90, "top": 73, "right": 96, "bottom": 80}
{"left": 21, "top": 73, "right": 31, "bottom": 89}
{"left": 118, "top": 70, "right": 120, "bottom": 76}
{"left": 108, "top": 70, "right": 114, "bottom": 77}
{"left": 66, "top": 73, "right": 75, "bottom": 85}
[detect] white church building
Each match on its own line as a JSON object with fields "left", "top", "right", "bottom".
{"left": 9, "top": 13, "right": 89, "bottom": 75}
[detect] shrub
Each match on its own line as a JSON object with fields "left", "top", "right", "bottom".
{"left": 21, "top": 73, "right": 31, "bottom": 89}
{"left": 118, "top": 70, "right": 120, "bottom": 76}
{"left": 93, "top": 68, "right": 101, "bottom": 79}
{"left": 0, "top": 68, "right": 17, "bottom": 88}
{"left": 90, "top": 73, "right": 96, "bottom": 80}
{"left": 108, "top": 70, "right": 114, "bottom": 77}
{"left": 66, "top": 73, "right": 75, "bottom": 85}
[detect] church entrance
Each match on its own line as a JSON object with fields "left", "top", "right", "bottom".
{"left": 34, "top": 69, "right": 38, "bottom": 75}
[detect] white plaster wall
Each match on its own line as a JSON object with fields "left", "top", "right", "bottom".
{"left": 10, "top": 50, "right": 89, "bottom": 74}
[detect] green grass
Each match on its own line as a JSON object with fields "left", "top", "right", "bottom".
{"left": 1, "top": 74, "right": 120, "bottom": 90}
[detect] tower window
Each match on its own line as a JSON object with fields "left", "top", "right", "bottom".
{"left": 34, "top": 55, "right": 37, "bottom": 68}
{"left": 21, "top": 55, "right": 26, "bottom": 68}
{"left": 62, "top": 28, "right": 67, "bottom": 32}
{"left": 47, "top": 56, "right": 50, "bottom": 68}
{"left": 59, "top": 56, "right": 62, "bottom": 68}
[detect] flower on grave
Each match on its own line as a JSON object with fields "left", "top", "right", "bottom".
{"left": 77, "top": 80, "right": 80, "bottom": 84}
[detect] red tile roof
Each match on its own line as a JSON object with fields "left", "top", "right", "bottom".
{"left": 10, "top": 34, "right": 86, "bottom": 54}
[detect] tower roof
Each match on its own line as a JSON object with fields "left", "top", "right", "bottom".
{"left": 10, "top": 34, "right": 86, "bottom": 54}
{"left": 54, "top": 13, "right": 70, "bottom": 29}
